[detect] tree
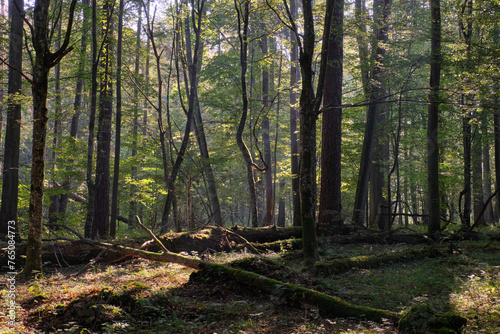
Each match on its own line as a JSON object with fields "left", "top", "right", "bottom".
{"left": 110, "top": 0, "right": 125, "bottom": 237}
{"left": 235, "top": 0, "right": 260, "bottom": 228}
{"left": 92, "top": 0, "right": 114, "bottom": 238}
{"left": 160, "top": 0, "right": 205, "bottom": 232}
{"left": 25, "top": 0, "right": 78, "bottom": 277}
{"left": 288, "top": 0, "right": 300, "bottom": 227}
{"left": 427, "top": 0, "right": 442, "bottom": 235}
{"left": 0, "top": 0, "right": 23, "bottom": 236}
{"left": 352, "top": 0, "right": 393, "bottom": 229}
{"left": 318, "top": 0, "right": 344, "bottom": 233}
{"left": 282, "top": 0, "right": 334, "bottom": 265}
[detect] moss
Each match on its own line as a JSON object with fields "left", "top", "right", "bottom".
{"left": 398, "top": 304, "right": 467, "bottom": 334}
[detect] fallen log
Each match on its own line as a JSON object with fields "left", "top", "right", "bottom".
{"left": 314, "top": 246, "right": 453, "bottom": 276}
{"left": 75, "top": 217, "right": 398, "bottom": 323}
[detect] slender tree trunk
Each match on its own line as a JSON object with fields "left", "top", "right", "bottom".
{"left": 0, "top": 0, "right": 23, "bottom": 235}
{"left": 48, "top": 21, "right": 62, "bottom": 227}
{"left": 235, "top": 0, "right": 259, "bottom": 228}
{"left": 260, "top": 28, "right": 274, "bottom": 226}
{"left": 25, "top": 0, "right": 78, "bottom": 277}
{"left": 427, "top": 0, "right": 442, "bottom": 235}
{"left": 92, "top": 0, "right": 114, "bottom": 238}
{"left": 472, "top": 124, "right": 484, "bottom": 225}
{"left": 85, "top": 0, "right": 99, "bottom": 238}
{"left": 185, "top": 1, "right": 222, "bottom": 226}
{"left": 161, "top": 0, "right": 205, "bottom": 232}
{"left": 482, "top": 116, "right": 494, "bottom": 223}
{"left": 353, "top": 0, "right": 393, "bottom": 228}
{"left": 110, "top": 0, "right": 125, "bottom": 237}
{"left": 129, "top": 3, "right": 141, "bottom": 225}
{"left": 289, "top": 0, "right": 300, "bottom": 227}
{"left": 460, "top": 0, "right": 473, "bottom": 230}
{"left": 318, "top": 0, "right": 343, "bottom": 233}
{"left": 494, "top": 97, "right": 500, "bottom": 222}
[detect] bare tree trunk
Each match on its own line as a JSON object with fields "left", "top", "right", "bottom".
{"left": 235, "top": 0, "right": 259, "bottom": 228}
{"left": 353, "top": 0, "right": 392, "bottom": 228}
{"left": 289, "top": 0, "right": 300, "bottom": 227}
{"left": 481, "top": 117, "right": 494, "bottom": 223}
{"left": 110, "top": 0, "right": 125, "bottom": 237}
{"left": 318, "top": 0, "right": 343, "bottom": 233}
{"left": 427, "top": 0, "right": 442, "bottom": 235}
{"left": 259, "top": 28, "right": 274, "bottom": 226}
{"left": 85, "top": 0, "right": 99, "bottom": 238}
{"left": 0, "top": 0, "right": 23, "bottom": 236}
{"left": 129, "top": 3, "right": 141, "bottom": 225}
{"left": 92, "top": 0, "right": 114, "bottom": 238}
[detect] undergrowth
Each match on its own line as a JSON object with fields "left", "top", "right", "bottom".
{"left": 0, "top": 240, "right": 498, "bottom": 333}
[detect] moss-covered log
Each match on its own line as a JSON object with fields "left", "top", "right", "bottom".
{"left": 83, "top": 239, "right": 397, "bottom": 323}
{"left": 314, "top": 246, "right": 453, "bottom": 276}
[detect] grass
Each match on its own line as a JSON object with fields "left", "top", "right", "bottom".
{"left": 1, "top": 240, "right": 499, "bottom": 333}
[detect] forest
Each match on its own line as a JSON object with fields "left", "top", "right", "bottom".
{"left": 1, "top": 0, "right": 500, "bottom": 332}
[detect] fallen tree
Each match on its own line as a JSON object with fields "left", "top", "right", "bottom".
{"left": 77, "top": 224, "right": 398, "bottom": 323}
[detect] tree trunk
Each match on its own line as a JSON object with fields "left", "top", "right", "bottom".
{"left": 186, "top": 1, "right": 222, "bottom": 227}
{"left": 110, "top": 0, "right": 125, "bottom": 238}
{"left": 318, "top": 0, "right": 343, "bottom": 233}
{"left": 0, "top": 0, "right": 23, "bottom": 236}
{"left": 235, "top": 0, "right": 259, "bottom": 228}
{"left": 481, "top": 117, "right": 494, "bottom": 223}
{"left": 352, "top": 0, "right": 393, "bottom": 228}
{"left": 129, "top": 3, "right": 141, "bottom": 225}
{"left": 427, "top": 0, "right": 442, "bottom": 235}
{"left": 92, "top": 0, "right": 114, "bottom": 238}
{"left": 289, "top": 0, "right": 300, "bottom": 227}
{"left": 472, "top": 124, "right": 484, "bottom": 225}
{"left": 85, "top": 0, "right": 99, "bottom": 238}
{"left": 259, "top": 28, "right": 274, "bottom": 226}
{"left": 48, "top": 21, "right": 62, "bottom": 227}
{"left": 25, "top": 0, "right": 78, "bottom": 277}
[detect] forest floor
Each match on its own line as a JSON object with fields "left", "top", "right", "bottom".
{"left": 1, "top": 235, "right": 500, "bottom": 333}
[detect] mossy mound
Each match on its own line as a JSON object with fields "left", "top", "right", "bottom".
{"left": 398, "top": 304, "right": 467, "bottom": 334}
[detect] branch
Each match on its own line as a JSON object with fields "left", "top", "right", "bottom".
{"left": 0, "top": 56, "right": 33, "bottom": 85}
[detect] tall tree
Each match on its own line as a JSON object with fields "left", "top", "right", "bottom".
{"left": 352, "top": 0, "right": 393, "bottom": 228}
{"left": 288, "top": 0, "right": 300, "bottom": 227}
{"left": 282, "top": 0, "right": 334, "bottom": 265}
{"left": 259, "top": 25, "right": 274, "bottom": 226}
{"left": 110, "top": 0, "right": 125, "bottom": 237}
{"left": 186, "top": 1, "right": 223, "bottom": 227}
{"left": 25, "top": 0, "right": 78, "bottom": 277}
{"left": 85, "top": 0, "right": 99, "bottom": 238}
{"left": 0, "top": 0, "right": 23, "bottom": 236}
{"left": 161, "top": 0, "right": 205, "bottom": 232}
{"left": 92, "top": 0, "right": 114, "bottom": 238}
{"left": 318, "top": 0, "right": 344, "bottom": 233}
{"left": 427, "top": 0, "right": 442, "bottom": 235}
{"left": 235, "top": 0, "right": 260, "bottom": 227}
{"left": 459, "top": 0, "right": 473, "bottom": 230}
